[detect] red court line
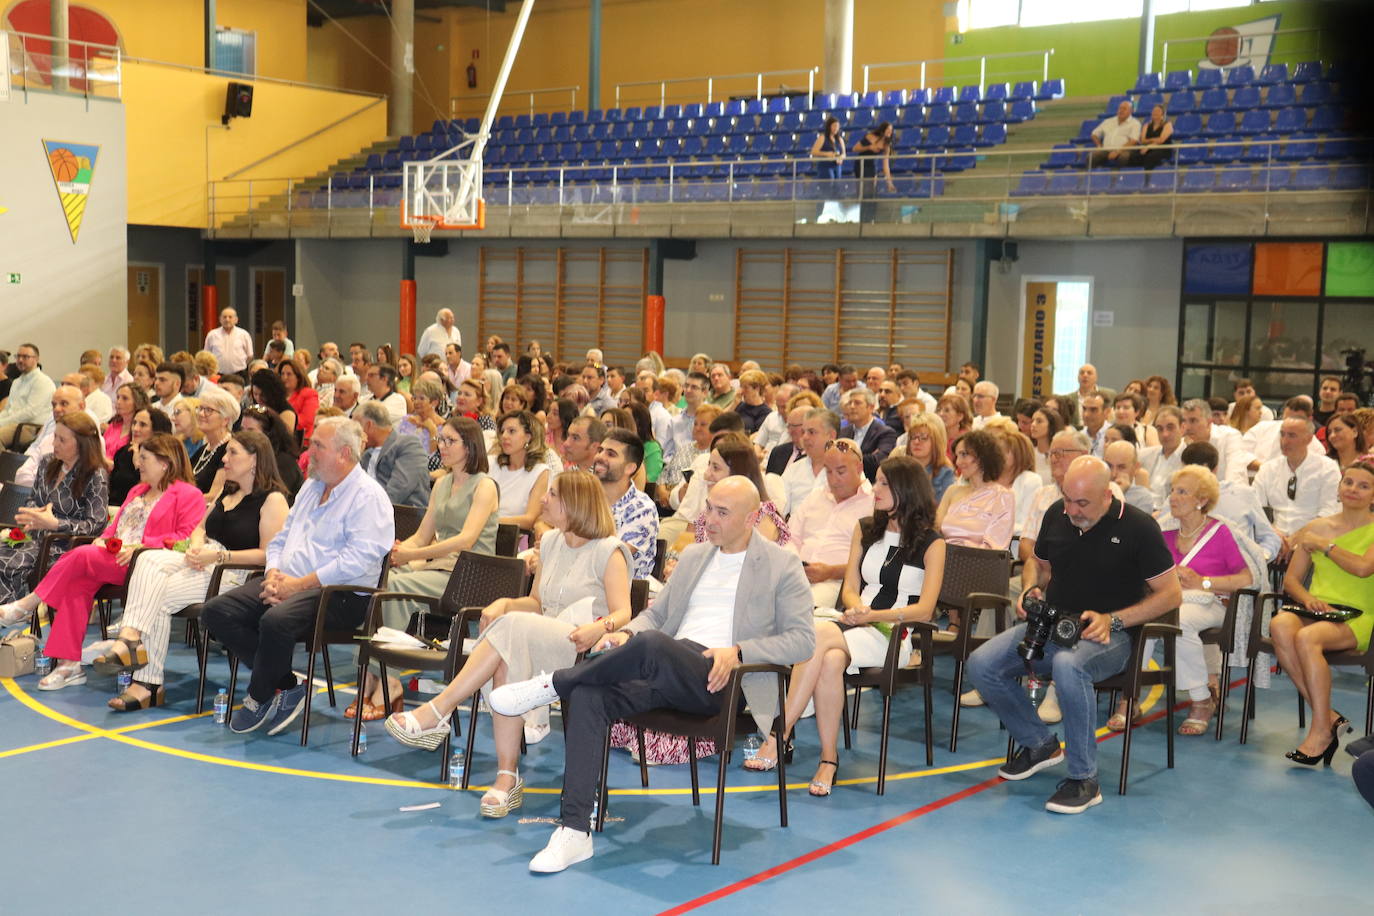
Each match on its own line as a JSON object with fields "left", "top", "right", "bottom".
{"left": 658, "top": 674, "right": 1251, "bottom": 915}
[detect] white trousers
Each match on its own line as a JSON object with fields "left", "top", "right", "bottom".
{"left": 121, "top": 547, "right": 244, "bottom": 685}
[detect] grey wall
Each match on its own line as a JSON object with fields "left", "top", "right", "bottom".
{"left": 0, "top": 90, "right": 126, "bottom": 374}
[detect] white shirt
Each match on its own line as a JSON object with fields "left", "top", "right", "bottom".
{"left": 1252, "top": 452, "right": 1341, "bottom": 535}
{"left": 262, "top": 337, "right": 295, "bottom": 359}
{"left": 1093, "top": 115, "right": 1142, "bottom": 150}
{"left": 1139, "top": 443, "right": 1185, "bottom": 512}
{"left": 100, "top": 369, "right": 133, "bottom": 402}
{"left": 1214, "top": 480, "right": 1283, "bottom": 562}
{"left": 204, "top": 326, "right": 255, "bottom": 375}
{"left": 1239, "top": 420, "right": 1326, "bottom": 468}
{"left": 649, "top": 400, "right": 675, "bottom": 461}
{"left": 971, "top": 411, "right": 1006, "bottom": 432}
{"left": 417, "top": 322, "right": 462, "bottom": 361}
{"left": 153, "top": 392, "right": 183, "bottom": 417}
{"left": 754, "top": 409, "right": 788, "bottom": 456}
{"left": 781, "top": 456, "right": 825, "bottom": 518}
{"left": 14, "top": 409, "right": 100, "bottom": 487}
{"left": 379, "top": 391, "right": 407, "bottom": 423}
{"left": 669, "top": 452, "right": 711, "bottom": 520}
{"left": 1193, "top": 424, "right": 1249, "bottom": 486}
{"left": 1084, "top": 424, "right": 1108, "bottom": 458}
{"left": 0, "top": 369, "right": 56, "bottom": 428}
{"left": 85, "top": 389, "right": 113, "bottom": 425}
{"left": 444, "top": 361, "right": 472, "bottom": 390}
{"left": 1010, "top": 469, "right": 1043, "bottom": 537}
{"left": 674, "top": 549, "right": 745, "bottom": 649}
{"left": 914, "top": 388, "right": 938, "bottom": 414}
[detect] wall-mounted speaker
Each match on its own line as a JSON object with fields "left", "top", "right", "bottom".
{"left": 223, "top": 82, "right": 254, "bottom": 125}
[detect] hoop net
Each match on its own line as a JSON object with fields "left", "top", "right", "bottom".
{"left": 410, "top": 214, "right": 439, "bottom": 243}
{"left": 401, "top": 156, "right": 485, "bottom": 241}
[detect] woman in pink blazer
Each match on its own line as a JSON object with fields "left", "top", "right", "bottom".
{"left": 0, "top": 434, "right": 206, "bottom": 689}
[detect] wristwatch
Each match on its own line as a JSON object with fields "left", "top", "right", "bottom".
{"left": 1201, "top": 577, "right": 1213, "bottom": 591}
{"left": 1109, "top": 614, "right": 1125, "bottom": 633}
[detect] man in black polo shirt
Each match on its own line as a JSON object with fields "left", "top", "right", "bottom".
{"left": 967, "top": 456, "right": 1180, "bottom": 814}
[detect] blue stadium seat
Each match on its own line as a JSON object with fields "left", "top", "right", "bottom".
{"left": 1047, "top": 171, "right": 1085, "bottom": 194}
{"left": 663, "top": 104, "right": 682, "bottom": 120}
{"left": 603, "top": 108, "right": 622, "bottom": 122}
{"left": 1144, "top": 169, "right": 1177, "bottom": 193}
{"left": 1102, "top": 94, "right": 1129, "bottom": 117}
{"left": 1011, "top": 171, "right": 1047, "bottom": 196}
{"left": 1177, "top": 143, "right": 1206, "bottom": 167}
{"left": 365, "top": 153, "right": 382, "bottom": 170}
{"left": 1112, "top": 169, "right": 1147, "bottom": 194}
{"left": 1299, "top": 82, "right": 1332, "bottom": 106}
{"left": 1292, "top": 164, "right": 1330, "bottom": 190}
{"left": 979, "top": 101, "right": 1006, "bottom": 123}
{"left": 1007, "top": 99, "right": 1036, "bottom": 122}
{"left": 1263, "top": 83, "right": 1296, "bottom": 109}
{"left": 1168, "top": 90, "right": 1196, "bottom": 114}
{"left": 939, "top": 147, "right": 976, "bottom": 171}
{"left": 766, "top": 96, "right": 790, "bottom": 114}
{"left": 1206, "top": 141, "right": 1242, "bottom": 164}
{"left": 1164, "top": 70, "right": 1192, "bottom": 91}
{"left": 983, "top": 82, "right": 1009, "bottom": 102}
{"left": 1204, "top": 111, "right": 1236, "bottom": 136}
{"left": 464, "top": 117, "right": 480, "bottom": 132}
{"left": 1332, "top": 163, "right": 1370, "bottom": 190}
{"left": 905, "top": 88, "right": 931, "bottom": 107}
{"left": 1310, "top": 106, "right": 1342, "bottom": 133}
{"left": 1181, "top": 168, "right": 1216, "bottom": 192}
{"left": 925, "top": 104, "right": 951, "bottom": 126}
{"left": 834, "top": 93, "right": 859, "bottom": 109}
{"left": 1216, "top": 165, "right": 1253, "bottom": 191}
{"left": 382, "top": 151, "right": 401, "bottom": 169}
{"left": 514, "top": 113, "right": 532, "bottom": 128}
{"left": 702, "top": 101, "right": 725, "bottom": 118}
{"left": 1237, "top": 108, "right": 1271, "bottom": 135}
{"left": 978, "top": 122, "right": 1007, "bottom": 146}
{"left": 1256, "top": 63, "right": 1288, "bottom": 86}
{"left": 330, "top": 172, "right": 348, "bottom": 191}
{"left": 496, "top": 115, "right": 514, "bottom": 130}
{"left": 1231, "top": 86, "right": 1261, "bottom": 110}
{"left": 1044, "top": 144, "right": 1080, "bottom": 169}
{"left": 897, "top": 107, "right": 924, "bottom": 128}
{"left": 1319, "top": 136, "right": 1368, "bottom": 161}
{"left": 415, "top": 133, "right": 434, "bottom": 151}
{"left": 1241, "top": 134, "right": 1279, "bottom": 164}
{"left": 1136, "top": 92, "right": 1164, "bottom": 113}
{"left": 1194, "top": 69, "right": 1222, "bottom": 90}
{"left": 532, "top": 113, "right": 550, "bottom": 127}
{"left": 1277, "top": 134, "right": 1319, "bottom": 161}
{"left": 1005, "top": 81, "right": 1032, "bottom": 102}
{"left": 1258, "top": 165, "right": 1290, "bottom": 190}
{"left": 951, "top": 124, "right": 978, "bottom": 146}
{"left": 749, "top": 134, "right": 774, "bottom": 155}
{"left": 854, "top": 91, "right": 878, "bottom": 108}
{"left": 572, "top": 124, "right": 592, "bottom": 142}
{"left": 1291, "top": 61, "right": 1323, "bottom": 83}
{"left": 882, "top": 90, "right": 906, "bottom": 107}
{"left": 1087, "top": 170, "right": 1114, "bottom": 194}
{"left": 1273, "top": 106, "right": 1307, "bottom": 133}
{"left": 1035, "top": 78, "right": 1065, "bottom": 100}
{"left": 1198, "top": 88, "right": 1228, "bottom": 112}
{"left": 957, "top": 85, "right": 981, "bottom": 104}
{"left": 1173, "top": 112, "right": 1203, "bottom": 137}
{"left": 932, "top": 86, "right": 956, "bottom": 105}
{"left": 623, "top": 106, "right": 643, "bottom": 120}
{"left": 923, "top": 125, "right": 950, "bottom": 148}
{"left": 952, "top": 103, "right": 978, "bottom": 124}
{"left": 1225, "top": 65, "right": 1255, "bottom": 87}
{"left": 398, "top": 135, "right": 415, "bottom": 152}
{"left": 1133, "top": 73, "right": 1161, "bottom": 93}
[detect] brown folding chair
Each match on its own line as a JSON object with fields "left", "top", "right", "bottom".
{"left": 930, "top": 544, "right": 1013, "bottom": 751}
{"left": 603, "top": 664, "right": 791, "bottom": 865}
{"left": 1197, "top": 587, "right": 1259, "bottom": 740}
{"left": 841, "top": 619, "right": 939, "bottom": 793}
{"left": 12, "top": 423, "right": 42, "bottom": 451}
{"left": 651, "top": 538, "right": 667, "bottom": 581}
{"left": 0, "top": 484, "right": 32, "bottom": 526}
{"left": 0, "top": 451, "right": 28, "bottom": 483}
{"left": 494, "top": 523, "right": 523, "bottom": 558}
{"left": 393, "top": 504, "right": 426, "bottom": 542}
{"left": 1091, "top": 619, "right": 1181, "bottom": 795}
{"left": 1240, "top": 592, "right": 1374, "bottom": 743}
{"left": 187, "top": 563, "right": 265, "bottom": 714}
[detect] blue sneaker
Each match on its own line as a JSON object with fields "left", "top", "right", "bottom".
{"left": 267, "top": 683, "right": 309, "bottom": 736}
{"left": 229, "top": 693, "right": 279, "bottom": 734}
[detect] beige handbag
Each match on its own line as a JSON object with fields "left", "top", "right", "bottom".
{"left": 0, "top": 631, "right": 37, "bottom": 678}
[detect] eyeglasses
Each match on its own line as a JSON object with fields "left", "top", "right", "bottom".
{"left": 1287, "top": 473, "right": 1298, "bottom": 501}
{"left": 1049, "top": 448, "right": 1088, "bottom": 459}
{"left": 195, "top": 406, "right": 217, "bottom": 415}
{"left": 824, "top": 440, "right": 857, "bottom": 455}
{"left": 436, "top": 435, "right": 462, "bottom": 447}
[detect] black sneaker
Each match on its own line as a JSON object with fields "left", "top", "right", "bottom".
{"left": 267, "top": 683, "right": 309, "bottom": 736}
{"left": 229, "top": 693, "right": 279, "bottom": 734}
{"left": 1045, "top": 777, "right": 1103, "bottom": 814}
{"left": 998, "top": 736, "right": 1064, "bottom": 781}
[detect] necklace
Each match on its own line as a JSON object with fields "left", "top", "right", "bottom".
{"left": 1177, "top": 516, "right": 1208, "bottom": 540}
{"left": 192, "top": 438, "right": 225, "bottom": 477}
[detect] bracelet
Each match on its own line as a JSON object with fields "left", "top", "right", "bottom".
{"left": 219, "top": 549, "right": 229, "bottom": 564}
{"left": 596, "top": 615, "right": 615, "bottom": 633}
{"left": 1324, "top": 541, "right": 1336, "bottom": 557}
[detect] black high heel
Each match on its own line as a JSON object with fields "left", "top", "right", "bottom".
{"left": 809, "top": 760, "right": 839, "bottom": 797}
{"left": 1332, "top": 710, "right": 1352, "bottom": 735}
{"left": 1285, "top": 730, "right": 1341, "bottom": 766}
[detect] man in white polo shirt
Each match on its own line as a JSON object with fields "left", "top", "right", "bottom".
{"left": 1090, "top": 100, "right": 1141, "bottom": 168}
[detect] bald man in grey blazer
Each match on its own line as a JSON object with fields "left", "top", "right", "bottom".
{"left": 491, "top": 476, "right": 814, "bottom": 873}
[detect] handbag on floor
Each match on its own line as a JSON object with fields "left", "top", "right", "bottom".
{"left": 0, "top": 631, "right": 38, "bottom": 678}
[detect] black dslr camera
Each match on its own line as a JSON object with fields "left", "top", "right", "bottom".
{"left": 1017, "top": 594, "right": 1082, "bottom": 662}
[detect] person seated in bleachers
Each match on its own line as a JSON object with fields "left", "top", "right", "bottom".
{"left": 249, "top": 367, "right": 297, "bottom": 434}
{"left": 1179, "top": 398, "right": 1245, "bottom": 485}
{"left": 936, "top": 428, "right": 1015, "bottom": 551}
{"left": 744, "top": 456, "right": 945, "bottom": 795}
{"left": 68, "top": 367, "right": 112, "bottom": 426}
{"left": 592, "top": 428, "right": 658, "bottom": 580}
{"left": 0, "top": 413, "right": 108, "bottom": 606}
{"left": 385, "top": 469, "right": 632, "bottom": 819}
{"left": 1090, "top": 99, "right": 1141, "bottom": 168}
{"left": 170, "top": 398, "right": 204, "bottom": 463}
{"left": 1103, "top": 440, "right": 1157, "bottom": 514}
{"left": 103, "top": 383, "right": 151, "bottom": 461}
{"left": 1136, "top": 104, "right": 1174, "bottom": 170}
{"left": 1325, "top": 412, "right": 1366, "bottom": 470}
{"left": 91, "top": 430, "right": 290, "bottom": 712}
{"left": 1140, "top": 374, "right": 1176, "bottom": 428}
{"left": 1, "top": 434, "right": 205, "bottom": 690}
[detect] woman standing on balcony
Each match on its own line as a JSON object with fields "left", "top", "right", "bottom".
{"left": 852, "top": 121, "right": 897, "bottom": 222}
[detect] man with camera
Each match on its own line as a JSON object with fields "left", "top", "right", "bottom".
{"left": 967, "top": 456, "right": 1180, "bottom": 814}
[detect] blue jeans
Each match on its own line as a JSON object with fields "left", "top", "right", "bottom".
{"left": 967, "top": 623, "right": 1132, "bottom": 780}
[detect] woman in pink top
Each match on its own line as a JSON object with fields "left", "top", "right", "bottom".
{"left": 0, "top": 434, "right": 206, "bottom": 689}
{"left": 935, "top": 429, "right": 1014, "bottom": 635}
{"left": 102, "top": 382, "right": 152, "bottom": 460}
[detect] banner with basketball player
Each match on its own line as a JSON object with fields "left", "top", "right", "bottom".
{"left": 42, "top": 139, "right": 100, "bottom": 244}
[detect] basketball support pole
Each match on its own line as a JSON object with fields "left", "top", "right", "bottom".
{"left": 400, "top": 0, "right": 535, "bottom": 348}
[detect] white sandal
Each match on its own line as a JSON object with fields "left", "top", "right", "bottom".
{"left": 0, "top": 602, "right": 31, "bottom": 627}
{"left": 383, "top": 700, "right": 451, "bottom": 751}
{"left": 480, "top": 769, "right": 524, "bottom": 818}
{"left": 37, "top": 663, "right": 86, "bottom": 691}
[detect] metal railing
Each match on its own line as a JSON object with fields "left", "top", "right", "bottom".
{"left": 1160, "top": 27, "right": 1335, "bottom": 79}
{"left": 120, "top": 53, "right": 387, "bottom": 98}
{"left": 450, "top": 85, "right": 580, "bottom": 120}
{"left": 861, "top": 49, "right": 1054, "bottom": 95}
{"left": 206, "top": 137, "right": 1371, "bottom": 237}
{"left": 4, "top": 29, "right": 121, "bottom": 101}
{"left": 613, "top": 67, "right": 819, "bottom": 110}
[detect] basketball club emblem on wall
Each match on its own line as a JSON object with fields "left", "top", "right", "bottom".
{"left": 41, "top": 139, "right": 100, "bottom": 243}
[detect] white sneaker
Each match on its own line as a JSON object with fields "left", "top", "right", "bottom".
{"left": 529, "top": 826, "right": 594, "bottom": 873}
{"left": 1037, "top": 684, "right": 1062, "bottom": 724}
{"left": 524, "top": 720, "right": 551, "bottom": 745}
{"left": 490, "top": 671, "right": 559, "bottom": 717}
{"left": 959, "top": 688, "right": 985, "bottom": 707}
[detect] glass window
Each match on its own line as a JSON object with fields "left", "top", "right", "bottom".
{"left": 214, "top": 28, "right": 256, "bottom": 77}
{"left": 1249, "top": 300, "right": 1318, "bottom": 400}
{"left": 1322, "top": 302, "right": 1374, "bottom": 375}
{"left": 1213, "top": 300, "right": 1247, "bottom": 367}
{"left": 968, "top": 0, "right": 1020, "bottom": 30}
{"left": 1052, "top": 281, "right": 1091, "bottom": 394}
{"left": 1020, "top": 0, "right": 1143, "bottom": 27}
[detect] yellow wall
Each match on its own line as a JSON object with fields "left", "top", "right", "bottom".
{"left": 218, "top": 0, "right": 308, "bottom": 82}
{"left": 124, "top": 60, "right": 387, "bottom": 228}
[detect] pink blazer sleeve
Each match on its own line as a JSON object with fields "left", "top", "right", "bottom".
{"left": 139, "top": 481, "right": 208, "bottom": 546}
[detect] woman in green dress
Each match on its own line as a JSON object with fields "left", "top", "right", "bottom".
{"left": 1273, "top": 458, "right": 1374, "bottom": 765}
{"left": 349, "top": 415, "right": 500, "bottom": 720}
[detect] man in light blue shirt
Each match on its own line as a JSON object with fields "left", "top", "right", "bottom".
{"left": 203, "top": 416, "right": 395, "bottom": 736}
{"left": 0, "top": 343, "right": 56, "bottom": 448}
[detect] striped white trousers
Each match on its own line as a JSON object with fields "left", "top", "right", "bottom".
{"left": 121, "top": 546, "right": 246, "bottom": 685}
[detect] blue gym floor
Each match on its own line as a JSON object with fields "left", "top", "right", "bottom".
{"left": 4, "top": 630, "right": 1370, "bottom": 916}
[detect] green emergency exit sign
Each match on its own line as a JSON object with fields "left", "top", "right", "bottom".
{"left": 5, "top": 273, "right": 18, "bottom": 284}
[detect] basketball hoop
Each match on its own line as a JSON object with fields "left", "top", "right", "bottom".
{"left": 410, "top": 214, "right": 440, "bottom": 244}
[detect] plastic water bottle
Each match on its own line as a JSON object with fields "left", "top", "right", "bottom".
{"left": 117, "top": 670, "right": 133, "bottom": 692}
{"left": 34, "top": 650, "right": 52, "bottom": 678}
{"left": 357, "top": 724, "right": 368, "bottom": 753}
{"left": 448, "top": 749, "right": 465, "bottom": 788}
{"left": 743, "top": 733, "right": 762, "bottom": 763}
{"left": 1027, "top": 675, "right": 1045, "bottom": 707}
{"left": 591, "top": 793, "right": 600, "bottom": 824}
{"left": 213, "top": 688, "right": 229, "bottom": 725}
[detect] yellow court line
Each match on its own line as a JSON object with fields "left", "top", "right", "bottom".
{"left": 1, "top": 674, "right": 1163, "bottom": 796}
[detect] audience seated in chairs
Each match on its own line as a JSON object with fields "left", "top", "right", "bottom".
{"left": 188, "top": 388, "right": 240, "bottom": 500}
{"left": 201, "top": 417, "right": 394, "bottom": 737}
{"left": 903, "top": 412, "right": 955, "bottom": 504}
{"left": 353, "top": 416, "right": 500, "bottom": 719}
{"left": 779, "top": 407, "right": 839, "bottom": 517}
{"left": 0, "top": 433, "right": 204, "bottom": 689}
{"left": 787, "top": 438, "right": 875, "bottom": 609}
{"left": 239, "top": 405, "right": 304, "bottom": 494}
{"left": 11, "top": 384, "right": 90, "bottom": 488}
{"left": 838, "top": 387, "right": 898, "bottom": 482}
{"left": 486, "top": 476, "right": 813, "bottom": 873}
{"left": 386, "top": 469, "right": 632, "bottom": 818}
{"left": 0, "top": 413, "right": 108, "bottom": 604}
{"left": 356, "top": 399, "right": 431, "bottom": 509}
{"left": 90, "top": 430, "right": 290, "bottom": 711}
{"left": 1268, "top": 458, "right": 1374, "bottom": 765}
{"left": 747, "top": 456, "right": 946, "bottom": 796}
